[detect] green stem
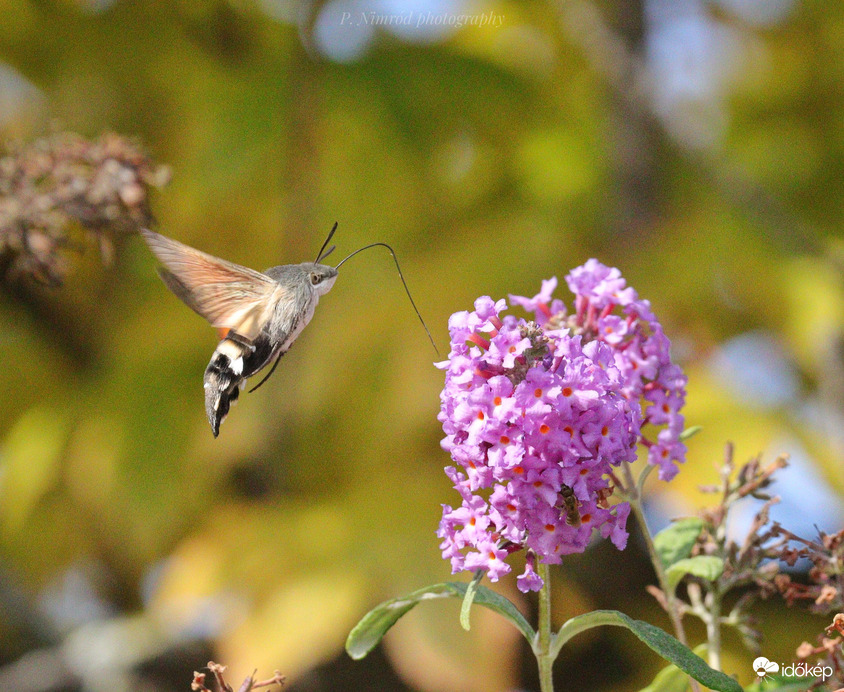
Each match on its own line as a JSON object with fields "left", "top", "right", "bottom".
{"left": 622, "top": 464, "right": 689, "bottom": 647}
{"left": 535, "top": 561, "right": 555, "bottom": 692}
{"left": 629, "top": 495, "right": 688, "bottom": 646}
{"left": 705, "top": 589, "right": 723, "bottom": 670}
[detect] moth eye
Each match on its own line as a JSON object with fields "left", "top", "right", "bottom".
{"left": 310, "top": 272, "right": 320, "bottom": 285}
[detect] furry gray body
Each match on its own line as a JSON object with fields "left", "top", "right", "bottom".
{"left": 142, "top": 228, "right": 339, "bottom": 436}
{"left": 204, "top": 262, "right": 337, "bottom": 436}
{"left": 144, "top": 225, "right": 436, "bottom": 436}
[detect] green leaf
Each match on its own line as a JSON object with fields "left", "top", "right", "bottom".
{"left": 551, "top": 610, "right": 742, "bottom": 692}
{"left": 653, "top": 518, "right": 705, "bottom": 568}
{"left": 459, "top": 569, "right": 485, "bottom": 631}
{"left": 345, "top": 581, "right": 535, "bottom": 660}
{"left": 637, "top": 463, "right": 656, "bottom": 496}
{"left": 638, "top": 645, "right": 707, "bottom": 692}
{"left": 679, "top": 426, "right": 703, "bottom": 441}
{"left": 666, "top": 556, "right": 725, "bottom": 591}
{"left": 639, "top": 658, "right": 693, "bottom": 692}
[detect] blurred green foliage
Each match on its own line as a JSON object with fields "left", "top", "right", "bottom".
{"left": 1, "top": 0, "right": 843, "bottom": 690}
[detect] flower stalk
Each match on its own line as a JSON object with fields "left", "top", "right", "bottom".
{"left": 620, "top": 462, "right": 689, "bottom": 647}
{"left": 534, "top": 562, "right": 555, "bottom": 692}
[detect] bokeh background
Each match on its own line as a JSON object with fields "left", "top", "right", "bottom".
{"left": 1, "top": 0, "right": 843, "bottom": 690}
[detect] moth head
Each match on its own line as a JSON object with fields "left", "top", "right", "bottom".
{"left": 306, "top": 263, "right": 339, "bottom": 296}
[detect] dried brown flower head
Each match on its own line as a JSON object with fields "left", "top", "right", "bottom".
{"left": 0, "top": 131, "right": 170, "bottom": 284}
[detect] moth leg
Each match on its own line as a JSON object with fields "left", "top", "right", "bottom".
{"left": 248, "top": 350, "right": 285, "bottom": 393}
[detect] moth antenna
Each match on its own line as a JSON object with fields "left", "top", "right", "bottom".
{"left": 248, "top": 350, "right": 284, "bottom": 393}
{"left": 315, "top": 222, "right": 339, "bottom": 264}
{"left": 336, "top": 242, "right": 439, "bottom": 356}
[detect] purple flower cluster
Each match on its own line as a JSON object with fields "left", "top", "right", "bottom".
{"left": 436, "top": 260, "right": 687, "bottom": 591}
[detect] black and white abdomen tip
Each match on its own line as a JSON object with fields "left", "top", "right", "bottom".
{"left": 204, "top": 338, "right": 250, "bottom": 437}
{"left": 203, "top": 335, "right": 278, "bottom": 437}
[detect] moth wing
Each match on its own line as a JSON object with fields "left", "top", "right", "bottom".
{"left": 142, "top": 229, "right": 285, "bottom": 342}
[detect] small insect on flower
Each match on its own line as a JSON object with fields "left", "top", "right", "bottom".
{"left": 560, "top": 484, "right": 582, "bottom": 528}
{"left": 143, "top": 224, "right": 436, "bottom": 436}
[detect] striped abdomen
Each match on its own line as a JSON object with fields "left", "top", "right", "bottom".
{"left": 204, "top": 334, "right": 277, "bottom": 437}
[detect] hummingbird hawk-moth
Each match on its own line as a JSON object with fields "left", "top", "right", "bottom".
{"left": 142, "top": 224, "right": 435, "bottom": 436}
